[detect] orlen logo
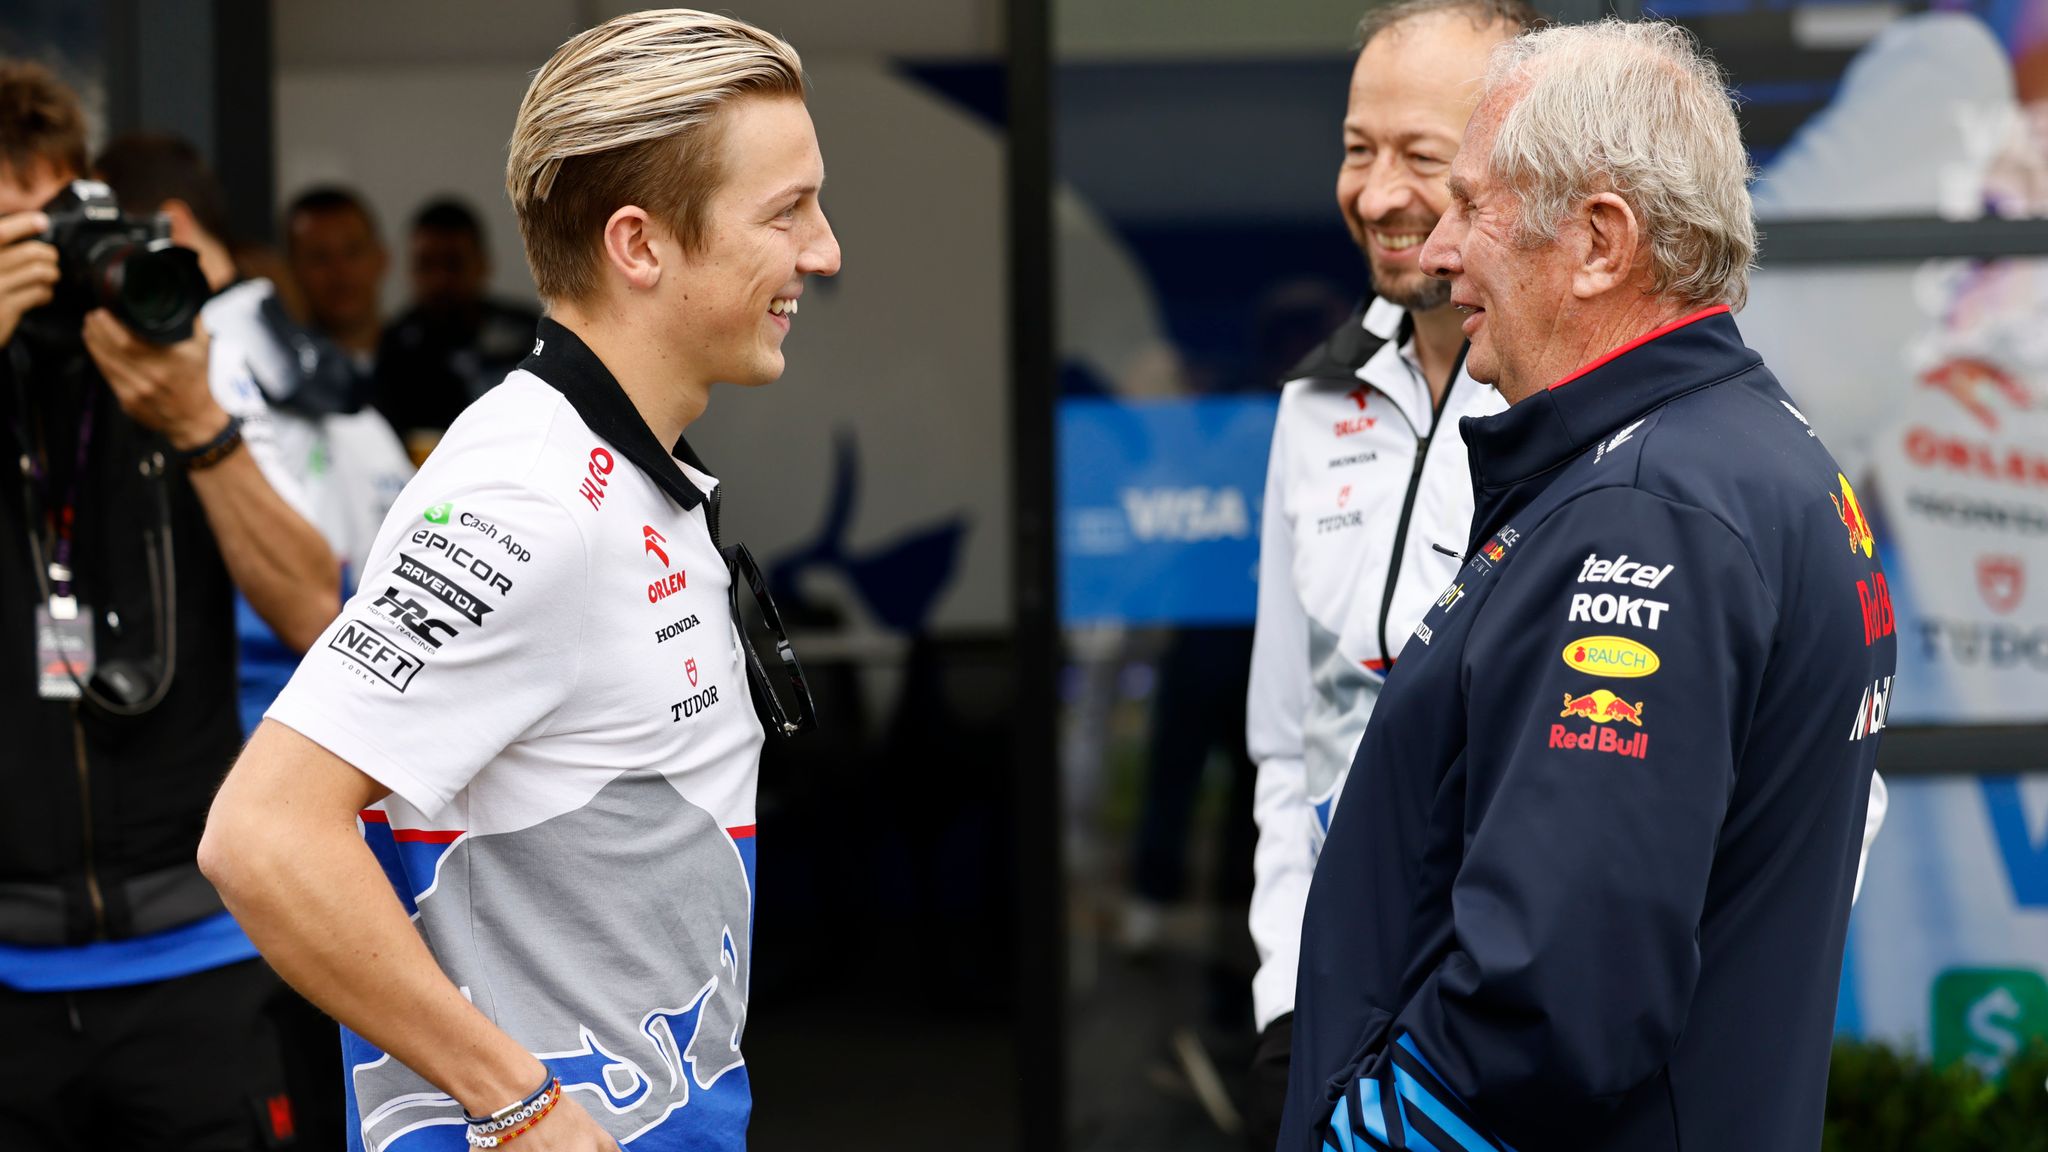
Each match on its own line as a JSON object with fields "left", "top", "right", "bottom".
{"left": 1904, "top": 428, "right": 2048, "bottom": 490}
{"left": 580, "top": 447, "right": 615, "bottom": 511}
{"left": 1831, "top": 473, "right": 1876, "bottom": 558}
{"left": 1920, "top": 358, "right": 2028, "bottom": 431}
{"left": 1859, "top": 572, "right": 1895, "bottom": 645}
{"left": 1559, "top": 688, "right": 1645, "bottom": 726}
{"left": 1562, "top": 635, "right": 1660, "bottom": 678}
{"left": 644, "top": 525, "right": 669, "bottom": 567}
{"left": 1121, "top": 487, "right": 1250, "bottom": 543}
{"left": 648, "top": 569, "right": 687, "bottom": 604}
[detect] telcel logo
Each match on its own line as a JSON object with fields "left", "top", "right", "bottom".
{"left": 1577, "top": 553, "right": 1674, "bottom": 589}
{"left": 1562, "top": 635, "right": 1660, "bottom": 678}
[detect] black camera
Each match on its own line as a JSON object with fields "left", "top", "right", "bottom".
{"left": 30, "top": 179, "right": 208, "bottom": 345}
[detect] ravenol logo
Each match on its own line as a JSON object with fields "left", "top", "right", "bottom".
{"left": 1562, "top": 635, "right": 1660, "bottom": 678}
{"left": 1931, "top": 967, "right": 2048, "bottom": 1081}
{"left": 422, "top": 502, "right": 453, "bottom": 525}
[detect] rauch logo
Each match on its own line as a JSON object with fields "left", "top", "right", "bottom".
{"left": 1561, "top": 635, "right": 1660, "bottom": 678}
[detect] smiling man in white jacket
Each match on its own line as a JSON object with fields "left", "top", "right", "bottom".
{"left": 1243, "top": 3, "right": 1541, "bottom": 1139}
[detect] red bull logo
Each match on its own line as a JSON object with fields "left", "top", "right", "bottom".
{"left": 1830, "top": 473, "right": 1875, "bottom": 559}
{"left": 1548, "top": 723, "right": 1650, "bottom": 759}
{"left": 1483, "top": 540, "right": 1506, "bottom": 562}
{"left": 1559, "top": 689, "right": 1646, "bottom": 726}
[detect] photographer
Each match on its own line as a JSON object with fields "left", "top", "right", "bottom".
{"left": 96, "top": 133, "right": 414, "bottom": 734}
{"left": 0, "top": 61, "right": 338, "bottom": 1149}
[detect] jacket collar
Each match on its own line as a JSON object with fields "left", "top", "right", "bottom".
{"left": 1460, "top": 305, "right": 1754, "bottom": 492}
{"left": 519, "top": 316, "right": 711, "bottom": 511}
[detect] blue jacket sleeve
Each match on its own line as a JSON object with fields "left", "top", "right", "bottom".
{"left": 1325, "top": 486, "right": 1778, "bottom": 1151}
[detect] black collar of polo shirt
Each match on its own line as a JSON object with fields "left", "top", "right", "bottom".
{"left": 519, "top": 316, "right": 711, "bottom": 511}
{"left": 1459, "top": 307, "right": 1759, "bottom": 492}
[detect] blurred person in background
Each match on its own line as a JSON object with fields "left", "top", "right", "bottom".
{"left": 96, "top": 135, "right": 414, "bottom": 754}
{"left": 375, "top": 197, "right": 540, "bottom": 464}
{"left": 202, "top": 8, "right": 840, "bottom": 1151}
{"left": 0, "top": 62, "right": 338, "bottom": 1150}
{"left": 97, "top": 128, "right": 406, "bottom": 1152}
{"left": 1241, "top": 1, "right": 1535, "bottom": 1142}
{"left": 284, "top": 184, "right": 386, "bottom": 372}
{"left": 1283, "top": 21, "right": 1892, "bottom": 1151}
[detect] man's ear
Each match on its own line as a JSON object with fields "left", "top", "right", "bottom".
{"left": 600, "top": 204, "right": 663, "bottom": 294}
{"left": 1573, "top": 191, "right": 1640, "bottom": 300}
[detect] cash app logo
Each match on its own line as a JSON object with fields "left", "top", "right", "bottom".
{"left": 1931, "top": 967, "right": 2048, "bottom": 1080}
{"left": 422, "top": 502, "right": 453, "bottom": 525}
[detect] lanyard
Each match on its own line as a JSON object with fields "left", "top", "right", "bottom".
{"left": 12, "top": 379, "right": 97, "bottom": 619}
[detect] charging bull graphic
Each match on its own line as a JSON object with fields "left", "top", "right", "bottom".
{"left": 348, "top": 769, "right": 752, "bottom": 1150}
{"left": 1560, "top": 688, "right": 1647, "bottom": 726}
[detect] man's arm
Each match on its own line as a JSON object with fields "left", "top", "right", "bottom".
{"left": 1322, "top": 488, "right": 1777, "bottom": 1151}
{"left": 1247, "top": 403, "right": 1316, "bottom": 1033}
{"left": 81, "top": 309, "right": 339, "bottom": 651}
{"left": 199, "top": 721, "right": 621, "bottom": 1150}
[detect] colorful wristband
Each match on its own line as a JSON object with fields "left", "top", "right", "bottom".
{"left": 464, "top": 1075, "right": 562, "bottom": 1149}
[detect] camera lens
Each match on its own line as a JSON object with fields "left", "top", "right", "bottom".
{"left": 94, "top": 243, "right": 207, "bottom": 344}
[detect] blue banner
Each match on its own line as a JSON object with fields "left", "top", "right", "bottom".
{"left": 1058, "top": 396, "right": 1277, "bottom": 626}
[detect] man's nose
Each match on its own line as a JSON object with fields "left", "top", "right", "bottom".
{"left": 1419, "top": 214, "right": 1460, "bottom": 281}
{"left": 803, "top": 213, "right": 842, "bottom": 278}
{"left": 1356, "top": 169, "right": 1415, "bottom": 226}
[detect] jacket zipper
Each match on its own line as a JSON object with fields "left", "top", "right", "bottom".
{"left": 1374, "top": 344, "right": 1470, "bottom": 668}
{"left": 72, "top": 705, "right": 108, "bottom": 938}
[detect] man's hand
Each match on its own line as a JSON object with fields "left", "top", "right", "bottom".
{"left": 81, "top": 308, "right": 227, "bottom": 450}
{"left": 0, "top": 211, "right": 58, "bottom": 347}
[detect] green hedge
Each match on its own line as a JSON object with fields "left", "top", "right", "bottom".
{"left": 1825, "top": 1039, "right": 2048, "bottom": 1152}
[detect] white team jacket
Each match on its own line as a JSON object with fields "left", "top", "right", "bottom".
{"left": 1246, "top": 297, "right": 1504, "bottom": 1030}
{"left": 201, "top": 278, "right": 413, "bottom": 574}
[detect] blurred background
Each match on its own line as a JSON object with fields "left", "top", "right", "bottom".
{"left": 3, "top": 0, "right": 2045, "bottom": 1147}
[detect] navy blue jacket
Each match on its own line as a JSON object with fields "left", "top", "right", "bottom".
{"left": 1279, "top": 308, "right": 1894, "bottom": 1152}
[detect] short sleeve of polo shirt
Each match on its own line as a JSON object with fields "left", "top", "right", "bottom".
{"left": 266, "top": 481, "right": 588, "bottom": 816}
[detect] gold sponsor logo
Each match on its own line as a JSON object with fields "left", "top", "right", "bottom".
{"left": 1561, "top": 635, "right": 1660, "bottom": 678}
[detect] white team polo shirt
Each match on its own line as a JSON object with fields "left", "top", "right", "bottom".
{"left": 268, "top": 318, "right": 765, "bottom": 1152}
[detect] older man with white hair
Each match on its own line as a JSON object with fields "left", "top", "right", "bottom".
{"left": 1279, "top": 19, "right": 1895, "bottom": 1152}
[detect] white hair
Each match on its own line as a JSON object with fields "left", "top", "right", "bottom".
{"left": 1481, "top": 18, "right": 1756, "bottom": 310}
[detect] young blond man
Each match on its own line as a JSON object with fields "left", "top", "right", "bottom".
{"left": 200, "top": 11, "right": 841, "bottom": 1151}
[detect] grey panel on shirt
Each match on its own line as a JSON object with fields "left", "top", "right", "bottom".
{"left": 1304, "top": 615, "right": 1382, "bottom": 818}
{"left": 354, "top": 768, "right": 751, "bottom": 1148}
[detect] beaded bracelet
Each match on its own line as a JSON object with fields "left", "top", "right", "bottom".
{"left": 464, "top": 1075, "right": 562, "bottom": 1148}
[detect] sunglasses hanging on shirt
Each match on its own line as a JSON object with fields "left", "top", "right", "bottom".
{"left": 723, "top": 541, "right": 817, "bottom": 738}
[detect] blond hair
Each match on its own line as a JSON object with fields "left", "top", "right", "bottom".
{"left": 1483, "top": 19, "right": 1756, "bottom": 310}
{"left": 506, "top": 9, "right": 805, "bottom": 303}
